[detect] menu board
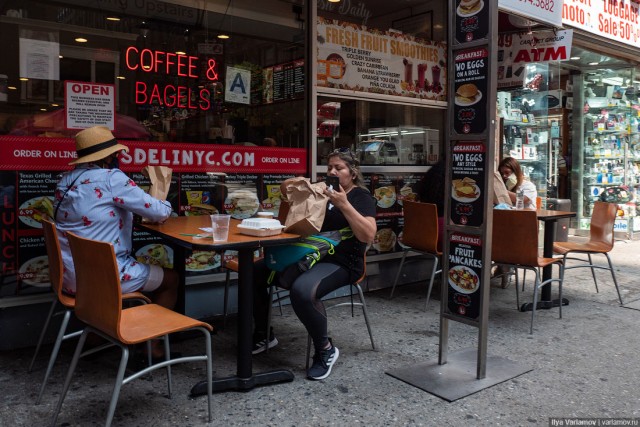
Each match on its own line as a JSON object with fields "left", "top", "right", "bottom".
{"left": 450, "top": 141, "right": 486, "bottom": 227}
{"left": 264, "top": 59, "right": 305, "bottom": 104}
{"left": 261, "top": 174, "right": 296, "bottom": 216}
{"left": 453, "top": 47, "right": 489, "bottom": 135}
{"left": 447, "top": 232, "right": 483, "bottom": 319}
{"left": 16, "top": 172, "right": 57, "bottom": 231}
{"left": 454, "top": 0, "right": 489, "bottom": 44}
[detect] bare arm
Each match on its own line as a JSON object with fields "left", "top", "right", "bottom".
{"left": 325, "top": 188, "right": 377, "bottom": 243}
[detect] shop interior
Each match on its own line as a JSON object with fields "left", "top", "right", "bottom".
{"left": 497, "top": 39, "right": 640, "bottom": 236}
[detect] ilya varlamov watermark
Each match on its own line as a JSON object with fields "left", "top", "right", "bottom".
{"left": 549, "top": 419, "right": 640, "bottom": 426}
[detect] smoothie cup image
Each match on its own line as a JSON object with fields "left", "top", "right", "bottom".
{"left": 403, "top": 58, "right": 413, "bottom": 84}
{"left": 431, "top": 64, "right": 441, "bottom": 85}
{"left": 417, "top": 64, "right": 428, "bottom": 90}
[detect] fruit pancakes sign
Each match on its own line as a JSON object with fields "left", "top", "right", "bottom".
{"left": 447, "top": 232, "right": 483, "bottom": 320}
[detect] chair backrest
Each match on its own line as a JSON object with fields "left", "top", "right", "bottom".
{"left": 66, "top": 232, "right": 123, "bottom": 340}
{"left": 492, "top": 209, "right": 539, "bottom": 266}
{"left": 589, "top": 201, "right": 616, "bottom": 249}
{"left": 41, "top": 219, "right": 64, "bottom": 299}
{"left": 401, "top": 200, "right": 439, "bottom": 254}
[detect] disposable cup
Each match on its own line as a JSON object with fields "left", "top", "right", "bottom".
{"left": 211, "top": 214, "right": 231, "bottom": 241}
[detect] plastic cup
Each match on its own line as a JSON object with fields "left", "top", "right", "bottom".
{"left": 211, "top": 214, "right": 231, "bottom": 241}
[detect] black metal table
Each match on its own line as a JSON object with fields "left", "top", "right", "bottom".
{"left": 138, "top": 216, "right": 300, "bottom": 394}
{"left": 520, "top": 209, "right": 576, "bottom": 312}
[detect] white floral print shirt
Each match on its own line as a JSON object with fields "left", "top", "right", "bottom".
{"left": 54, "top": 165, "right": 172, "bottom": 294}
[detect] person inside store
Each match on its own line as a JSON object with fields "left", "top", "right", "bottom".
{"left": 54, "top": 126, "right": 178, "bottom": 359}
{"left": 498, "top": 156, "right": 538, "bottom": 209}
{"left": 251, "top": 148, "right": 377, "bottom": 380}
{"left": 417, "top": 159, "right": 445, "bottom": 251}
{"left": 262, "top": 137, "right": 278, "bottom": 147}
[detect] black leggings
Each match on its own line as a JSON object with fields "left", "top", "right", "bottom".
{"left": 253, "top": 260, "right": 350, "bottom": 351}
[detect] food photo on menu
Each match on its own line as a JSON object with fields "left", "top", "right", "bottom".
{"left": 455, "top": 83, "right": 482, "bottom": 106}
{"left": 457, "top": 0, "right": 484, "bottom": 16}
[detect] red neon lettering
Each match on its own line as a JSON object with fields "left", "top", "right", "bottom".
{"left": 166, "top": 53, "right": 176, "bottom": 74}
{"left": 164, "top": 85, "right": 176, "bottom": 107}
{"left": 135, "top": 81, "right": 148, "bottom": 104}
{"left": 177, "top": 55, "right": 188, "bottom": 77}
{"left": 177, "top": 86, "right": 188, "bottom": 107}
{"left": 149, "top": 84, "right": 162, "bottom": 105}
{"left": 140, "top": 48, "right": 154, "bottom": 72}
{"left": 199, "top": 88, "right": 211, "bottom": 109}
{"left": 126, "top": 46, "right": 139, "bottom": 70}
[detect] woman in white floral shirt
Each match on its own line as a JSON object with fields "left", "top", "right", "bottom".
{"left": 54, "top": 127, "right": 178, "bottom": 333}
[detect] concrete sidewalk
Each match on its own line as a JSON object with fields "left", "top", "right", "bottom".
{"left": 1, "top": 236, "right": 639, "bottom": 426}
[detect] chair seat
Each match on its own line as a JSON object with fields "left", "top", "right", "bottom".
{"left": 537, "top": 257, "right": 563, "bottom": 269}
{"left": 553, "top": 241, "right": 612, "bottom": 255}
{"left": 119, "top": 304, "right": 213, "bottom": 345}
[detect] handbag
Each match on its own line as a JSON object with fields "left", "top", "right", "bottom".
{"left": 265, "top": 227, "right": 353, "bottom": 289}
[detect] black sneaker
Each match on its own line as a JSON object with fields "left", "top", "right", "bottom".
{"left": 252, "top": 329, "right": 278, "bottom": 355}
{"left": 307, "top": 340, "right": 339, "bottom": 380}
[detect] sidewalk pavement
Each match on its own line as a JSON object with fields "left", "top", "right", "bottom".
{"left": 1, "top": 236, "right": 639, "bottom": 426}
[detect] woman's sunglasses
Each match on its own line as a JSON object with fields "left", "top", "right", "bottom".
{"left": 330, "top": 147, "right": 356, "bottom": 163}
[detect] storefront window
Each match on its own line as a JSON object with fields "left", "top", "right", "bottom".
{"left": 0, "top": 0, "right": 309, "bottom": 299}
{"left": 315, "top": 0, "right": 448, "bottom": 169}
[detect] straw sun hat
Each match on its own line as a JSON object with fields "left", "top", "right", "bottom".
{"left": 69, "top": 126, "right": 129, "bottom": 165}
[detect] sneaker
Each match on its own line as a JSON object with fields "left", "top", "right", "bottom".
{"left": 252, "top": 329, "right": 278, "bottom": 355}
{"left": 307, "top": 340, "right": 339, "bottom": 380}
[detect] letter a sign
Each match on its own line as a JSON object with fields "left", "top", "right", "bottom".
{"left": 225, "top": 66, "right": 251, "bottom": 105}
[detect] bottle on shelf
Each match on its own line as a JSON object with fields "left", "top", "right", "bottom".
{"left": 515, "top": 189, "right": 525, "bottom": 210}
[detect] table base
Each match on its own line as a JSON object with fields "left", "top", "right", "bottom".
{"left": 190, "top": 369, "right": 294, "bottom": 395}
{"left": 520, "top": 298, "right": 569, "bottom": 312}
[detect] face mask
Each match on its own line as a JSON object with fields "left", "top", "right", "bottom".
{"left": 505, "top": 173, "right": 518, "bottom": 191}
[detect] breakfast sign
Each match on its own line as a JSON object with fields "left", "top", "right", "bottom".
{"left": 455, "top": 0, "right": 490, "bottom": 43}
{"left": 450, "top": 141, "right": 486, "bottom": 227}
{"left": 447, "top": 232, "right": 483, "bottom": 319}
{"left": 453, "top": 47, "right": 489, "bottom": 135}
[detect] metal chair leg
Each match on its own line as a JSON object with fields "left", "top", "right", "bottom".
{"left": 354, "top": 283, "right": 376, "bottom": 350}
{"left": 29, "top": 298, "right": 58, "bottom": 373}
{"left": 51, "top": 329, "right": 90, "bottom": 426}
{"left": 36, "top": 309, "right": 81, "bottom": 404}
{"left": 588, "top": 253, "right": 599, "bottom": 292}
{"left": 530, "top": 270, "right": 540, "bottom": 335}
{"left": 389, "top": 250, "right": 409, "bottom": 299}
{"left": 425, "top": 256, "right": 439, "bottom": 311}
{"left": 105, "top": 345, "right": 130, "bottom": 427}
{"left": 605, "top": 252, "right": 623, "bottom": 305}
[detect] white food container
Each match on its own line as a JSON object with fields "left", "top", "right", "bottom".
{"left": 237, "top": 218, "right": 285, "bottom": 236}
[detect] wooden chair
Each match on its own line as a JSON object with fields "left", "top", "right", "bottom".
{"left": 492, "top": 209, "right": 565, "bottom": 334}
{"left": 30, "top": 219, "right": 150, "bottom": 405}
{"left": 389, "top": 201, "right": 442, "bottom": 310}
{"left": 553, "top": 201, "right": 623, "bottom": 304}
{"left": 51, "top": 232, "right": 214, "bottom": 427}
{"left": 304, "top": 255, "right": 376, "bottom": 369}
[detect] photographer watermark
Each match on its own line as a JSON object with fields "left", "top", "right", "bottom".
{"left": 549, "top": 419, "right": 640, "bottom": 426}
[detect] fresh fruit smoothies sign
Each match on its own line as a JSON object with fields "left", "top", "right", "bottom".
{"left": 316, "top": 17, "right": 447, "bottom": 102}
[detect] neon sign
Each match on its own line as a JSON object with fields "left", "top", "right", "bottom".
{"left": 125, "top": 46, "right": 219, "bottom": 111}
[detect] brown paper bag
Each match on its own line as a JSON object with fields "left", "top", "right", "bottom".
{"left": 492, "top": 170, "right": 512, "bottom": 206}
{"left": 142, "top": 166, "right": 172, "bottom": 200}
{"left": 283, "top": 177, "right": 328, "bottom": 236}
{"left": 141, "top": 166, "right": 173, "bottom": 222}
